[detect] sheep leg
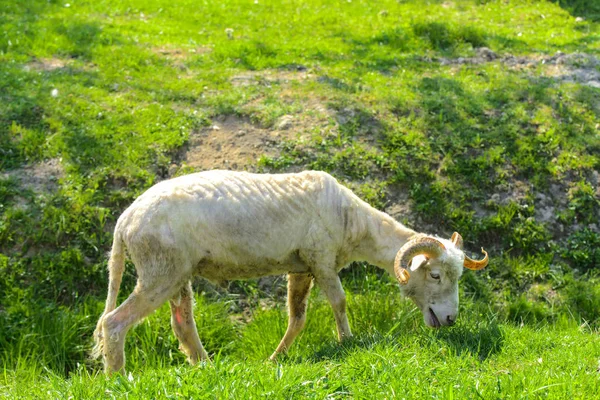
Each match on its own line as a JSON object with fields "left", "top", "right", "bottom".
{"left": 102, "top": 279, "right": 182, "bottom": 374}
{"left": 313, "top": 270, "right": 352, "bottom": 341}
{"left": 169, "top": 281, "right": 209, "bottom": 364}
{"left": 269, "top": 273, "right": 313, "bottom": 361}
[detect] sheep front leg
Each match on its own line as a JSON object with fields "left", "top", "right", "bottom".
{"left": 270, "top": 273, "right": 313, "bottom": 361}
{"left": 312, "top": 269, "right": 352, "bottom": 341}
{"left": 170, "top": 281, "right": 209, "bottom": 364}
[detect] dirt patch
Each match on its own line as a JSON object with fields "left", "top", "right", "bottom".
{"left": 534, "top": 187, "right": 566, "bottom": 229}
{"left": 24, "top": 58, "right": 70, "bottom": 72}
{"left": 176, "top": 84, "right": 335, "bottom": 174}
{"left": 477, "top": 179, "right": 554, "bottom": 219}
{"left": 2, "top": 158, "right": 64, "bottom": 194}
{"left": 544, "top": 63, "right": 600, "bottom": 88}
{"left": 438, "top": 49, "right": 600, "bottom": 88}
{"left": 152, "top": 46, "right": 212, "bottom": 59}
{"left": 24, "top": 57, "right": 99, "bottom": 74}
{"left": 153, "top": 47, "right": 188, "bottom": 60}
{"left": 385, "top": 187, "right": 415, "bottom": 224}
{"left": 177, "top": 115, "right": 298, "bottom": 172}
{"left": 472, "top": 176, "right": 599, "bottom": 237}
{"left": 175, "top": 69, "right": 329, "bottom": 176}
{"left": 2, "top": 159, "right": 64, "bottom": 211}
{"left": 231, "top": 67, "right": 312, "bottom": 87}
{"left": 151, "top": 46, "right": 212, "bottom": 71}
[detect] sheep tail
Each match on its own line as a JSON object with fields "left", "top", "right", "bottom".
{"left": 91, "top": 225, "right": 126, "bottom": 360}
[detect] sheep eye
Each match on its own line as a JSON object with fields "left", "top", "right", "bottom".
{"left": 430, "top": 272, "right": 441, "bottom": 280}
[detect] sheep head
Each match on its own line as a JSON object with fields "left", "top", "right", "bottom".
{"left": 394, "top": 232, "right": 488, "bottom": 328}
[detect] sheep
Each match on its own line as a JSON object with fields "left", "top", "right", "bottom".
{"left": 92, "top": 170, "right": 488, "bottom": 373}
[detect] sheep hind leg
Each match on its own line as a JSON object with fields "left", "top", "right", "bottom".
{"left": 170, "top": 281, "right": 209, "bottom": 364}
{"left": 269, "top": 273, "right": 313, "bottom": 361}
{"left": 101, "top": 277, "right": 184, "bottom": 374}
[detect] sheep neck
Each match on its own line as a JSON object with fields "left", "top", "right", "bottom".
{"left": 345, "top": 199, "right": 417, "bottom": 274}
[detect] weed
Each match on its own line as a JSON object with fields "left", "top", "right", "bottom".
{"left": 562, "top": 229, "right": 600, "bottom": 271}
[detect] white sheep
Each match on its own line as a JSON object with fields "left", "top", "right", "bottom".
{"left": 93, "top": 170, "right": 488, "bottom": 373}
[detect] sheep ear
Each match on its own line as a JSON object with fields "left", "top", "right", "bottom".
{"left": 409, "top": 254, "right": 428, "bottom": 271}
{"left": 451, "top": 232, "right": 463, "bottom": 249}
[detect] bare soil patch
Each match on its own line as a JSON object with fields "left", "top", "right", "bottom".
{"left": 24, "top": 58, "right": 70, "bottom": 72}
{"left": 24, "top": 57, "right": 99, "bottom": 74}
{"left": 2, "top": 159, "right": 64, "bottom": 212}
{"left": 178, "top": 115, "right": 298, "bottom": 172}
{"left": 177, "top": 85, "right": 335, "bottom": 174}
{"left": 2, "top": 158, "right": 64, "bottom": 194}
{"left": 152, "top": 46, "right": 213, "bottom": 60}
{"left": 151, "top": 46, "right": 213, "bottom": 71}
{"left": 385, "top": 187, "right": 415, "bottom": 224}
{"left": 438, "top": 49, "right": 600, "bottom": 88}
{"left": 231, "top": 67, "right": 312, "bottom": 87}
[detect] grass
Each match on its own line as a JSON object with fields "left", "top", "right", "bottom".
{"left": 1, "top": 0, "right": 599, "bottom": 398}
{"left": 2, "top": 284, "right": 599, "bottom": 398}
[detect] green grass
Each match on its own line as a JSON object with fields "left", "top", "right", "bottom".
{"left": 1, "top": 0, "right": 599, "bottom": 398}
{"left": 2, "top": 283, "right": 599, "bottom": 398}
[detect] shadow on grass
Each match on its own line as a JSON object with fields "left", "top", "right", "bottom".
{"left": 299, "top": 333, "right": 400, "bottom": 363}
{"left": 0, "top": 1, "right": 116, "bottom": 170}
{"left": 332, "top": 22, "right": 532, "bottom": 75}
{"left": 555, "top": 0, "right": 600, "bottom": 22}
{"left": 0, "top": 63, "right": 102, "bottom": 170}
{"left": 287, "top": 319, "right": 504, "bottom": 364}
{"left": 412, "top": 21, "right": 487, "bottom": 50}
{"left": 53, "top": 20, "right": 110, "bottom": 60}
{"left": 433, "top": 322, "right": 504, "bottom": 361}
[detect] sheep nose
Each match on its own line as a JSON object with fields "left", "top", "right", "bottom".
{"left": 447, "top": 316, "right": 456, "bottom": 326}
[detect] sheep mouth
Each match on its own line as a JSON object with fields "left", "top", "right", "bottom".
{"left": 429, "top": 308, "right": 441, "bottom": 328}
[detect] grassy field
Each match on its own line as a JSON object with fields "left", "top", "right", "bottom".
{"left": 1, "top": 0, "right": 600, "bottom": 398}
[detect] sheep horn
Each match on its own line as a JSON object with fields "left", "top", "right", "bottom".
{"left": 394, "top": 237, "right": 446, "bottom": 285}
{"left": 464, "top": 248, "right": 489, "bottom": 270}
{"left": 451, "top": 232, "right": 463, "bottom": 249}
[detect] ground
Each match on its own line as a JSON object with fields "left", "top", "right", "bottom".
{"left": 1, "top": 0, "right": 599, "bottom": 398}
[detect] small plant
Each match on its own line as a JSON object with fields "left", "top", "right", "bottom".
{"left": 562, "top": 229, "right": 600, "bottom": 271}
{"left": 563, "top": 274, "right": 600, "bottom": 326}
{"left": 507, "top": 295, "right": 551, "bottom": 324}
{"left": 412, "top": 21, "right": 487, "bottom": 52}
{"left": 566, "top": 180, "right": 600, "bottom": 224}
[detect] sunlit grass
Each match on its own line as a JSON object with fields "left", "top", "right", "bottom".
{"left": 1, "top": 0, "right": 599, "bottom": 397}
{"left": 1, "top": 288, "right": 599, "bottom": 398}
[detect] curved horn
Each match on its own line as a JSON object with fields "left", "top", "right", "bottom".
{"left": 394, "top": 237, "right": 446, "bottom": 285}
{"left": 464, "top": 248, "right": 489, "bottom": 270}
{"left": 451, "top": 232, "right": 463, "bottom": 249}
